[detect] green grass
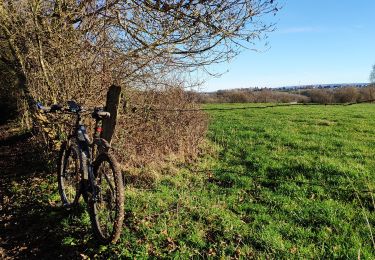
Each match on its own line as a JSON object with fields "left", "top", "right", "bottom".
{"left": 8, "top": 103, "right": 375, "bottom": 258}
{"left": 201, "top": 103, "right": 375, "bottom": 258}
{"left": 99, "top": 103, "right": 375, "bottom": 258}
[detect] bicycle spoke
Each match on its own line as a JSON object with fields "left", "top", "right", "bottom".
{"left": 59, "top": 144, "right": 80, "bottom": 207}
{"left": 103, "top": 172, "right": 115, "bottom": 194}
{"left": 92, "top": 155, "right": 122, "bottom": 241}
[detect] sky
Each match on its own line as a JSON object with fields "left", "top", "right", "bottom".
{"left": 203, "top": 0, "right": 375, "bottom": 92}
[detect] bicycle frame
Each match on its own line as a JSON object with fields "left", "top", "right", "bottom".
{"left": 68, "top": 111, "right": 111, "bottom": 198}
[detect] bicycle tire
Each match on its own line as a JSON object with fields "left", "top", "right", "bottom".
{"left": 58, "top": 141, "right": 81, "bottom": 207}
{"left": 89, "top": 152, "right": 124, "bottom": 244}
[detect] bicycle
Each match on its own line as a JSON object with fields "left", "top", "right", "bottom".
{"left": 37, "top": 100, "right": 124, "bottom": 244}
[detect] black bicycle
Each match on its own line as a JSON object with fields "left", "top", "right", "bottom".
{"left": 37, "top": 100, "right": 124, "bottom": 244}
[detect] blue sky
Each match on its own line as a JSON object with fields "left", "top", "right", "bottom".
{"left": 203, "top": 0, "right": 375, "bottom": 91}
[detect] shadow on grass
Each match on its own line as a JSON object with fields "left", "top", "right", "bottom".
{"left": 1, "top": 200, "right": 91, "bottom": 259}
{"left": 0, "top": 131, "right": 32, "bottom": 147}
{"left": 0, "top": 118, "right": 103, "bottom": 259}
{"left": 0, "top": 102, "right": 17, "bottom": 125}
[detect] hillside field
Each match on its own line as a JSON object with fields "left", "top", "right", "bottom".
{"left": 2, "top": 103, "right": 375, "bottom": 258}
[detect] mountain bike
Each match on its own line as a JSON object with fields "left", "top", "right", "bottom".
{"left": 37, "top": 100, "right": 124, "bottom": 244}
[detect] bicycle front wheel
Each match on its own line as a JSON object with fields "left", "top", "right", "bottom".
{"left": 90, "top": 152, "right": 124, "bottom": 244}
{"left": 58, "top": 141, "right": 81, "bottom": 207}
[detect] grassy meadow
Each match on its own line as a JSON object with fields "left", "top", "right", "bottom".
{"left": 7, "top": 103, "right": 375, "bottom": 258}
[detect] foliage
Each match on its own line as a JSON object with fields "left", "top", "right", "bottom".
{"left": 196, "top": 89, "right": 309, "bottom": 104}
{"left": 196, "top": 86, "right": 375, "bottom": 104}
{"left": 302, "top": 87, "right": 374, "bottom": 104}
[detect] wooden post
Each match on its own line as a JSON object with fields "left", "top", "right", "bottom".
{"left": 102, "top": 85, "right": 122, "bottom": 144}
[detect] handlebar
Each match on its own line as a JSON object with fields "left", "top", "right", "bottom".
{"left": 36, "top": 101, "right": 110, "bottom": 119}
{"left": 36, "top": 102, "right": 63, "bottom": 113}
{"left": 93, "top": 110, "right": 111, "bottom": 119}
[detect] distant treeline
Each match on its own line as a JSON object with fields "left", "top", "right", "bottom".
{"left": 193, "top": 85, "right": 375, "bottom": 104}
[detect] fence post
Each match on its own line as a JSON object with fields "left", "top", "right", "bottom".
{"left": 102, "top": 85, "right": 122, "bottom": 144}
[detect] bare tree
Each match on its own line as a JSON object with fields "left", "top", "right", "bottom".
{"left": 0, "top": 0, "right": 279, "bottom": 105}
{"left": 0, "top": 0, "right": 280, "bottom": 165}
{"left": 370, "top": 64, "right": 375, "bottom": 84}
{"left": 304, "top": 89, "right": 334, "bottom": 104}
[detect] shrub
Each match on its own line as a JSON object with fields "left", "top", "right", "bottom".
{"left": 302, "top": 89, "right": 334, "bottom": 104}
{"left": 112, "top": 87, "right": 207, "bottom": 169}
{"left": 334, "top": 87, "right": 359, "bottom": 103}
{"left": 196, "top": 89, "right": 309, "bottom": 104}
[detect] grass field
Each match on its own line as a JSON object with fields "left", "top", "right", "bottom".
{"left": 4, "top": 103, "right": 375, "bottom": 258}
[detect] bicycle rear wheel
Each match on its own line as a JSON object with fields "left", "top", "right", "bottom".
{"left": 58, "top": 141, "right": 81, "bottom": 207}
{"left": 89, "top": 152, "right": 124, "bottom": 243}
